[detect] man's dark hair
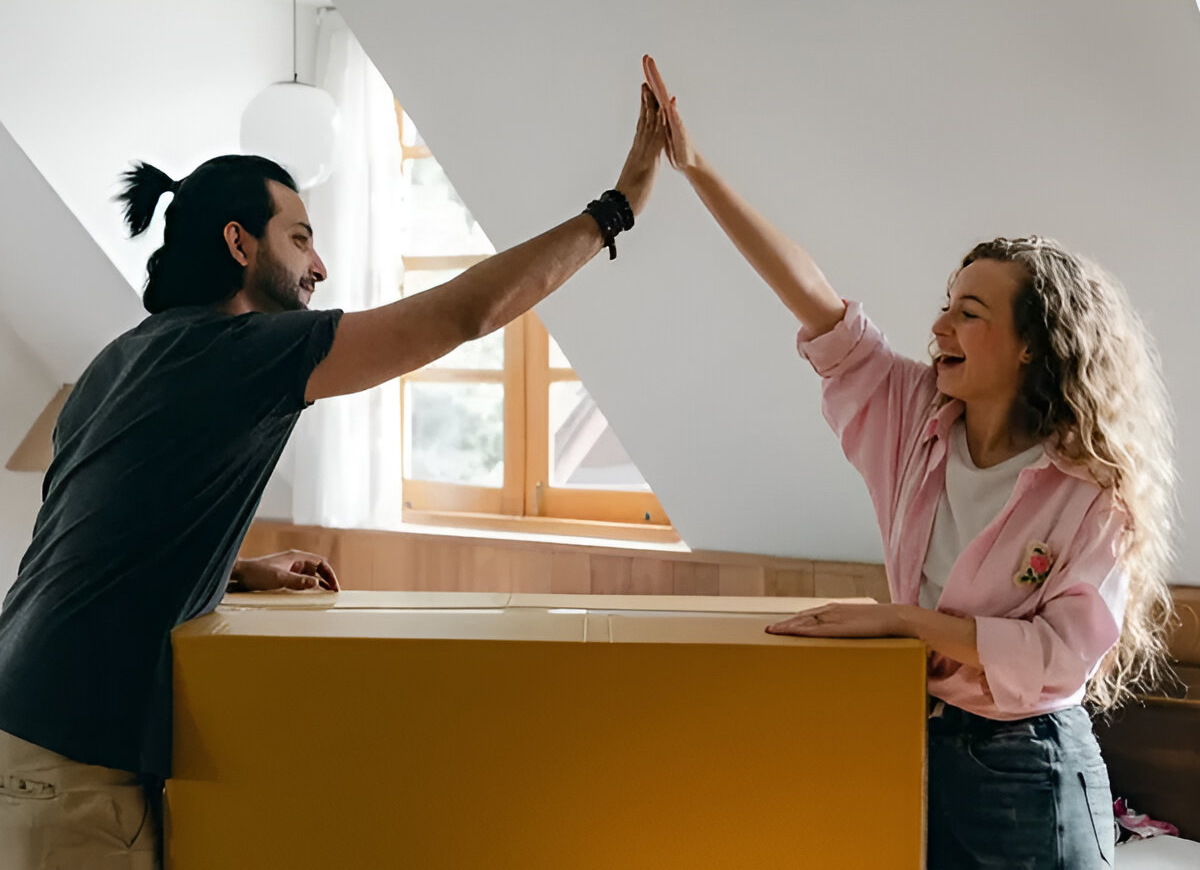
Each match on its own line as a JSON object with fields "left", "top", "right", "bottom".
{"left": 116, "top": 155, "right": 298, "bottom": 314}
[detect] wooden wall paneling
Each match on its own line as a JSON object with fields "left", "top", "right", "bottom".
{"left": 427, "top": 540, "right": 463, "bottom": 592}
{"left": 276, "top": 526, "right": 334, "bottom": 558}
{"left": 813, "top": 561, "right": 871, "bottom": 599}
{"left": 673, "top": 562, "right": 720, "bottom": 596}
{"left": 813, "top": 572, "right": 859, "bottom": 599}
{"left": 717, "top": 565, "right": 765, "bottom": 597}
{"left": 237, "top": 523, "right": 276, "bottom": 558}
{"left": 332, "top": 529, "right": 377, "bottom": 591}
{"left": 237, "top": 522, "right": 892, "bottom": 601}
{"left": 549, "top": 551, "right": 591, "bottom": 594}
{"left": 508, "top": 548, "right": 554, "bottom": 593}
{"left": 629, "top": 558, "right": 674, "bottom": 595}
{"left": 589, "top": 555, "right": 633, "bottom": 595}
{"left": 416, "top": 538, "right": 439, "bottom": 592}
{"left": 765, "top": 565, "right": 815, "bottom": 598}
{"left": 468, "top": 545, "right": 512, "bottom": 592}
{"left": 857, "top": 565, "right": 891, "bottom": 602}
{"left": 373, "top": 532, "right": 418, "bottom": 591}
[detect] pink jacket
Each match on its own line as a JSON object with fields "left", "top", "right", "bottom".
{"left": 798, "top": 302, "right": 1127, "bottom": 719}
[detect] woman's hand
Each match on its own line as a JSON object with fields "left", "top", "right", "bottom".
{"left": 642, "top": 55, "right": 700, "bottom": 173}
{"left": 766, "top": 604, "right": 980, "bottom": 667}
{"left": 765, "top": 603, "right": 907, "bottom": 638}
{"left": 231, "top": 550, "right": 340, "bottom": 592}
{"left": 614, "top": 82, "right": 666, "bottom": 217}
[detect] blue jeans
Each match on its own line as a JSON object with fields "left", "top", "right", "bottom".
{"left": 927, "top": 704, "right": 1115, "bottom": 869}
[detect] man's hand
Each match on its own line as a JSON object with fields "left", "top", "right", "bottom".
{"left": 231, "top": 550, "right": 340, "bottom": 592}
{"left": 614, "top": 81, "right": 666, "bottom": 217}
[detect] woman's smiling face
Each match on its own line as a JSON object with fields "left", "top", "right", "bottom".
{"left": 930, "top": 258, "right": 1031, "bottom": 407}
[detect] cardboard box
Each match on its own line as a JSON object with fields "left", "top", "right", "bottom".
{"left": 169, "top": 592, "right": 926, "bottom": 869}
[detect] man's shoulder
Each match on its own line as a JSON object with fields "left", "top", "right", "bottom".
{"left": 70, "top": 309, "right": 232, "bottom": 395}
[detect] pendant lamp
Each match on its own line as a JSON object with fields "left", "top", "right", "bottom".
{"left": 240, "top": 0, "right": 339, "bottom": 189}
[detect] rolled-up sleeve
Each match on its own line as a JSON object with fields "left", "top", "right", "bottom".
{"left": 798, "top": 301, "right": 937, "bottom": 529}
{"left": 975, "top": 499, "right": 1127, "bottom": 713}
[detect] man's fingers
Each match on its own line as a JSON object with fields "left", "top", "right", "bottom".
{"left": 315, "top": 559, "right": 340, "bottom": 591}
{"left": 286, "top": 549, "right": 326, "bottom": 564}
{"left": 290, "top": 558, "right": 339, "bottom": 591}
{"left": 282, "top": 572, "right": 321, "bottom": 591}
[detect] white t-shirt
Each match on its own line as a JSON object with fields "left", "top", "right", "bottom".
{"left": 919, "top": 422, "right": 1044, "bottom": 609}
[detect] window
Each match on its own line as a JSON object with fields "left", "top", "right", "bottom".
{"left": 395, "top": 104, "right": 673, "bottom": 541}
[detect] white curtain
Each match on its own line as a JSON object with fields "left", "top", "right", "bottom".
{"left": 290, "top": 11, "right": 404, "bottom": 529}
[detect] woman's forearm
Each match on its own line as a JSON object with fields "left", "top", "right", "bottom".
{"left": 683, "top": 154, "right": 845, "bottom": 335}
{"left": 896, "top": 605, "right": 981, "bottom": 668}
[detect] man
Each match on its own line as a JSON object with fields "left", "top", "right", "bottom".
{"left": 0, "top": 84, "right": 663, "bottom": 868}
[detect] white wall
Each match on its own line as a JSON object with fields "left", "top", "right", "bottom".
{"left": 0, "top": 121, "right": 144, "bottom": 383}
{"left": 0, "top": 0, "right": 317, "bottom": 294}
{"left": 0, "top": 0, "right": 321, "bottom": 528}
{"left": 0, "top": 1, "right": 1196, "bottom": 585}
{"left": 0, "top": 320, "right": 58, "bottom": 602}
{"left": 338, "top": 0, "right": 1200, "bottom": 583}
{"left": 0, "top": 116, "right": 143, "bottom": 600}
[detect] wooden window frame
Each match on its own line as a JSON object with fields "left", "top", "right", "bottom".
{"left": 396, "top": 106, "right": 675, "bottom": 544}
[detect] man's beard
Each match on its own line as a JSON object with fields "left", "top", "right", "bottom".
{"left": 255, "top": 245, "right": 310, "bottom": 312}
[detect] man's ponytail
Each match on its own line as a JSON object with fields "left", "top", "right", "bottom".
{"left": 116, "top": 162, "right": 178, "bottom": 237}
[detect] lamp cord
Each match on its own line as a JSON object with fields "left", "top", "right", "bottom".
{"left": 292, "top": 0, "right": 298, "bottom": 83}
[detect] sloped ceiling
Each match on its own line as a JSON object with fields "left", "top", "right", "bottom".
{"left": 0, "top": 0, "right": 301, "bottom": 360}
{"left": 337, "top": 0, "right": 1200, "bottom": 578}
{"left": 1, "top": 1, "right": 1198, "bottom": 584}
{"left": 0, "top": 122, "right": 141, "bottom": 383}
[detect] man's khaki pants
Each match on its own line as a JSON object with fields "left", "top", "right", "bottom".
{"left": 0, "top": 729, "right": 158, "bottom": 869}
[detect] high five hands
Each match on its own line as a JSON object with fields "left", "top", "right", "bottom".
{"left": 642, "top": 55, "right": 700, "bottom": 173}
{"left": 616, "top": 80, "right": 668, "bottom": 217}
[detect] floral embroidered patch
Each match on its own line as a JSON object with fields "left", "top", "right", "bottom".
{"left": 1013, "top": 541, "right": 1054, "bottom": 588}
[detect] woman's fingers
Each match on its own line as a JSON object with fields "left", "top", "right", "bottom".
{"left": 766, "top": 618, "right": 824, "bottom": 636}
{"left": 643, "top": 54, "right": 672, "bottom": 107}
{"left": 765, "top": 604, "right": 841, "bottom": 635}
{"left": 642, "top": 56, "right": 674, "bottom": 134}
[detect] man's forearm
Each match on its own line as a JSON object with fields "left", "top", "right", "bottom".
{"left": 450, "top": 213, "right": 606, "bottom": 339}
{"left": 303, "top": 213, "right": 609, "bottom": 403}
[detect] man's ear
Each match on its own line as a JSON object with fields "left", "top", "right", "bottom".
{"left": 1019, "top": 346, "right": 1033, "bottom": 365}
{"left": 223, "top": 222, "right": 250, "bottom": 267}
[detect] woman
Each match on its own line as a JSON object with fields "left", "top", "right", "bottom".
{"left": 641, "top": 55, "right": 1175, "bottom": 868}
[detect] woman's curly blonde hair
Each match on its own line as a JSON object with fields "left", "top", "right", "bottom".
{"left": 951, "top": 236, "right": 1177, "bottom": 709}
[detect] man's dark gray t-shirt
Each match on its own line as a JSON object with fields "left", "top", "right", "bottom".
{"left": 0, "top": 304, "right": 341, "bottom": 777}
